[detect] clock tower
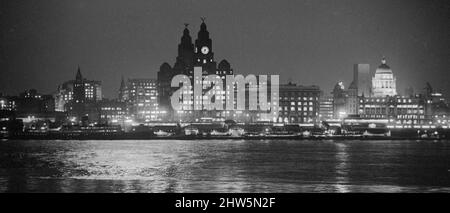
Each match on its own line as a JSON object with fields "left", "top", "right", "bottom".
{"left": 194, "top": 18, "right": 216, "bottom": 74}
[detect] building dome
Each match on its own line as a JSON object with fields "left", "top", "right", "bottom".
{"left": 372, "top": 57, "right": 397, "bottom": 97}
{"left": 375, "top": 57, "right": 392, "bottom": 74}
{"left": 218, "top": 60, "right": 230, "bottom": 70}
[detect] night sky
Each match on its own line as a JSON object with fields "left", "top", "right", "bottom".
{"left": 1, "top": 0, "right": 449, "bottom": 99}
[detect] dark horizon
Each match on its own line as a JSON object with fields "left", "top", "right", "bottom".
{"left": 1, "top": 0, "right": 449, "bottom": 99}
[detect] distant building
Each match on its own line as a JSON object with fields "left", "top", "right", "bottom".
{"left": 318, "top": 95, "right": 334, "bottom": 121}
{"left": 0, "top": 97, "right": 7, "bottom": 111}
{"left": 0, "top": 96, "right": 16, "bottom": 112}
{"left": 98, "top": 99, "right": 127, "bottom": 125}
{"left": 55, "top": 66, "right": 102, "bottom": 112}
{"left": 0, "top": 89, "right": 65, "bottom": 128}
{"left": 424, "top": 82, "right": 450, "bottom": 126}
{"left": 353, "top": 64, "right": 371, "bottom": 97}
{"left": 12, "top": 89, "right": 55, "bottom": 113}
{"left": 358, "top": 96, "right": 428, "bottom": 125}
{"left": 63, "top": 67, "right": 103, "bottom": 124}
{"left": 332, "top": 82, "right": 347, "bottom": 119}
{"left": 372, "top": 57, "right": 397, "bottom": 97}
{"left": 157, "top": 21, "right": 233, "bottom": 122}
{"left": 346, "top": 81, "right": 359, "bottom": 116}
{"left": 278, "top": 83, "right": 320, "bottom": 124}
{"left": 119, "top": 78, "right": 161, "bottom": 122}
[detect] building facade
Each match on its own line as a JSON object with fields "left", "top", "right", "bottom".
{"left": 119, "top": 78, "right": 161, "bottom": 122}
{"left": 358, "top": 96, "right": 428, "bottom": 125}
{"left": 62, "top": 67, "right": 103, "bottom": 124}
{"left": 55, "top": 67, "right": 102, "bottom": 112}
{"left": 372, "top": 57, "right": 397, "bottom": 97}
{"left": 278, "top": 83, "right": 320, "bottom": 124}
{"left": 332, "top": 82, "right": 347, "bottom": 119}
{"left": 98, "top": 100, "right": 127, "bottom": 125}
{"left": 157, "top": 20, "right": 233, "bottom": 122}
{"left": 318, "top": 95, "right": 334, "bottom": 121}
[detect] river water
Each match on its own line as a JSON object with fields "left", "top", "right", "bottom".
{"left": 0, "top": 139, "right": 449, "bottom": 193}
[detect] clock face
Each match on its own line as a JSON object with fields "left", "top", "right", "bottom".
{"left": 201, "top": 46, "right": 209, "bottom": 54}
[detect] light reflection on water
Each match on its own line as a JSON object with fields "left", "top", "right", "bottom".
{"left": 0, "top": 139, "right": 449, "bottom": 193}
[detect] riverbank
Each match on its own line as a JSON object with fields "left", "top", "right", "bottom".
{"left": 4, "top": 133, "right": 447, "bottom": 141}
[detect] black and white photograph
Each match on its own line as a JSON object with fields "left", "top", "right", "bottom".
{"left": 0, "top": 0, "right": 449, "bottom": 209}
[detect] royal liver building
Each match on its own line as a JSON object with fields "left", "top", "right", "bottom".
{"left": 372, "top": 57, "right": 397, "bottom": 97}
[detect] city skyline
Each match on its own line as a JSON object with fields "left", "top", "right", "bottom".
{"left": 1, "top": 0, "right": 450, "bottom": 196}
{"left": 1, "top": 0, "right": 450, "bottom": 99}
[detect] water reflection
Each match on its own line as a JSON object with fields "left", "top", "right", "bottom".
{"left": 334, "top": 143, "right": 349, "bottom": 193}
{"left": 0, "top": 139, "right": 449, "bottom": 192}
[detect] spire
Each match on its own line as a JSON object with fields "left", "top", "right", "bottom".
{"left": 177, "top": 23, "right": 194, "bottom": 69}
{"left": 183, "top": 23, "right": 190, "bottom": 36}
{"left": 76, "top": 65, "right": 82, "bottom": 81}
{"left": 200, "top": 17, "right": 207, "bottom": 31}
{"left": 120, "top": 75, "right": 126, "bottom": 90}
{"left": 179, "top": 22, "right": 193, "bottom": 44}
{"left": 196, "top": 17, "right": 211, "bottom": 47}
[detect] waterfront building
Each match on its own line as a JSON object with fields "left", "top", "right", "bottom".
{"left": 358, "top": 95, "right": 428, "bottom": 125}
{"left": 0, "top": 97, "right": 7, "bottom": 111}
{"left": 157, "top": 20, "right": 233, "bottom": 122}
{"left": 98, "top": 99, "right": 127, "bottom": 125}
{"left": 0, "top": 96, "right": 16, "bottom": 112}
{"left": 63, "top": 67, "right": 103, "bottom": 124}
{"left": 0, "top": 93, "right": 17, "bottom": 112}
{"left": 118, "top": 76, "right": 128, "bottom": 102}
{"left": 346, "top": 81, "right": 359, "bottom": 116}
{"left": 332, "top": 82, "right": 347, "bottom": 119}
{"left": 0, "top": 90, "right": 65, "bottom": 128}
{"left": 9, "top": 89, "right": 55, "bottom": 113}
{"left": 424, "top": 83, "right": 450, "bottom": 126}
{"left": 55, "top": 66, "right": 102, "bottom": 112}
{"left": 372, "top": 57, "right": 397, "bottom": 97}
{"left": 120, "top": 78, "right": 161, "bottom": 122}
{"left": 278, "top": 83, "right": 320, "bottom": 124}
{"left": 318, "top": 95, "right": 334, "bottom": 121}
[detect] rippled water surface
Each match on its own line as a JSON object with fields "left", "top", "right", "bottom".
{"left": 0, "top": 139, "right": 449, "bottom": 192}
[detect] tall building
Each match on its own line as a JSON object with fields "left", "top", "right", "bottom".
{"left": 55, "top": 66, "right": 102, "bottom": 112}
{"left": 98, "top": 99, "right": 127, "bottom": 125}
{"left": 62, "top": 67, "right": 102, "bottom": 124}
{"left": 318, "top": 95, "right": 334, "bottom": 121}
{"left": 346, "top": 81, "right": 359, "bottom": 115}
{"left": 118, "top": 76, "right": 128, "bottom": 102}
{"left": 353, "top": 64, "right": 371, "bottom": 97}
{"left": 157, "top": 20, "right": 233, "bottom": 122}
{"left": 372, "top": 57, "right": 397, "bottom": 97}
{"left": 424, "top": 82, "right": 450, "bottom": 125}
{"left": 120, "top": 78, "right": 161, "bottom": 122}
{"left": 194, "top": 19, "right": 217, "bottom": 75}
{"left": 332, "top": 82, "right": 347, "bottom": 119}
